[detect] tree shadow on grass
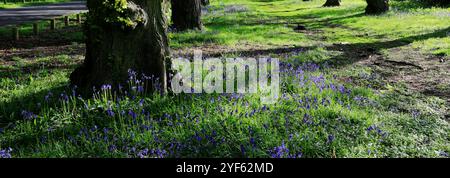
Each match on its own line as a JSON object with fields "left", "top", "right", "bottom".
{"left": 325, "top": 26, "right": 450, "bottom": 67}
{"left": 0, "top": 61, "right": 80, "bottom": 123}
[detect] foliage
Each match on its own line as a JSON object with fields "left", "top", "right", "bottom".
{"left": 0, "top": 0, "right": 449, "bottom": 158}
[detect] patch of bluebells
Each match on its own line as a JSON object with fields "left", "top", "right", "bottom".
{"left": 367, "top": 125, "right": 388, "bottom": 138}
{"left": 11, "top": 64, "right": 387, "bottom": 158}
{"left": 137, "top": 148, "right": 167, "bottom": 158}
{"left": 21, "top": 110, "right": 37, "bottom": 120}
{"left": 0, "top": 148, "right": 12, "bottom": 158}
{"left": 268, "top": 142, "right": 302, "bottom": 158}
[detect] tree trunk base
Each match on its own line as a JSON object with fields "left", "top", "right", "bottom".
{"left": 323, "top": 0, "right": 340, "bottom": 7}
{"left": 171, "top": 0, "right": 202, "bottom": 32}
{"left": 71, "top": 0, "right": 169, "bottom": 95}
{"left": 365, "top": 0, "right": 389, "bottom": 14}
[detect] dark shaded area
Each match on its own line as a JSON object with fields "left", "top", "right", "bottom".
{"left": 326, "top": 26, "right": 450, "bottom": 66}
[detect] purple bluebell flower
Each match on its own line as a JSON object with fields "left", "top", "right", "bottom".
{"left": 137, "top": 85, "right": 144, "bottom": 93}
{"left": 21, "top": 110, "right": 37, "bottom": 120}
{"left": 106, "top": 108, "right": 115, "bottom": 117}
{"left": 101, "top": 84, "right": 112, "bottom": 91}
{"left": 250, "top": 137, "right": 256, "bottom": 148}
{"left": 108, "top": 145, "right": 117, "bottom": 152}
{"left": 327, "top": 134, "right": 335, "bottom": 144}
{"left": 44, "top": 92, "right": 53, "bottom": 102}
{"left": 60, "top": 93, "right": 69, "bottom": 102}
{"left": 269, "top": 141, "right": 290, "bottom": 158}
{"left": 240, "top": 144, "right": 246, "bottom": 157}
{"left": 0, "top": 148, "right": 12, "bottom": 158}
{"left": 128, "top": 110, "right": 137, "bottom": 119}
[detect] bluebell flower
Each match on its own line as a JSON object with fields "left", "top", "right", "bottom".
{"left": 250, "top": 137, "right": 256, "bottom": 148}
{"left": 128, "top": 110, "right": 137, "bottom": 119}
{"left": 60, "top": 93, "right": 69, "bottom": 102}
{"left": 21, "top": 110, "right": 37, "bottom": 120}
{"left": 101, "top": 84, "right": 112, "bottom": 90}
{"left": 106, "top": 108, "right": 115, "bottom": 117}
{"left": 327, "top": 134, "right": 335, "bottom": 144}
{"left": 0, "top": 148, "right": 12, "bottom": 158}
{"left": 240, "top": 144, "right": 246, "bottom": 157}
{"left": 137, "top": 85, "right": 144, "bottom": 93}
{"left": 108, "top": 145, "right": 117, "bottom": 152}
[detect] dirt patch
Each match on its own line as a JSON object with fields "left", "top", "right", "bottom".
{"left": 354, "top": 46, "right": 450, "bottom": 103}
{"left": 0, "top": 44, "right": 85, "bottom": 61}
{"left": 171, "top": 43, "right": 311, "bottom": 58}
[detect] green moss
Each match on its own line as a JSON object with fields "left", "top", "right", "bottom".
{"left": 89, "top": 0, "right": 141, "bottom": 30}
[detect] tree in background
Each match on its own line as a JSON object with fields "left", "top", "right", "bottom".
{"left": 171, "top": 0, "right": 202, "bottom": 31}
{"left": 201, "top": 0, "right": 210, "bottom": 6}
{"left": 365, "top": 0, "right": 389, "bottom": 14}
{"left": 323, "top": 0, "right": 340, "bottom": 7}
{"left": 71, "top": 0, "right": 169, "bottom": 93}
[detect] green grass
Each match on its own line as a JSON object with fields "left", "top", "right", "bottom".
{"left": 0, "top": 0, "right": 74, "bottom": 9}
{"left": 0, "top": 0, "right": 449, "bottom": 158}
{"left": 0, "top": 13, "right": 85, "bottom": 42}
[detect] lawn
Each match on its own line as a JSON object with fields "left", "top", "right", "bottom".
{"left": 0, "top": 0, "right": 75, "bottom": 9}
{"left": 0, "top": 0, "right": 449, "bottom": 158}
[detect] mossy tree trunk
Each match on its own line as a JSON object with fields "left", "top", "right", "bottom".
{"left": 71, "top": 0, "right": 169, "bottom": 93}
{"left": 323, "top": 0, "right": 340, "bottom": 7}
{"left": 171, "top": 0, "right": 202, "bottom": 31}
{"left": 365, "top": 0, "right": 389, "bottom": 14}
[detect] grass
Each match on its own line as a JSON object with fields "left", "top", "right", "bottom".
{"left": 0, "top": 0, "right": 74, "bottom": 9}
{"left": 0, "top": 0, "right": 449, "bottom": 158}
{"left": 0, "top": 13, "right": 85, "bottom": 42}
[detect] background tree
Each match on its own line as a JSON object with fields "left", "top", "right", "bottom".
{"left": 201, "top": 0, "right": 210, "bottom": 6}
{"left": 71, "top": 0, "right": 169, "bottom": 93}
{"left": 323, "top": 0, "right": 340, "bottom": 7}
{"left": 365, "top": 0, "right": 389, "bottom": 14}
{"left": 171, "top": 0, "right": 202, "bottom": 31}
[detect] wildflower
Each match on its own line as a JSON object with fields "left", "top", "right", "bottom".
{"left": 101, "top": 84, "right": 112, "bottom": 90}
{"left": 0, "top": 148, "right": 12, "bottom": 158}
{"left": 250, "top": 137, "right": 256, "bottom": 148}
{"left": 194, "top": 132, "right": 202, "bottom": 142}
{"left": 60, "top": 93, "right": 69, "bottom": 102}
{"left": 128, "top": 110, "right": 137, "bottom": 119}
{"left": 367, "top": 125, "right": 374, "bottom": 132}
{"left": 137, "top": 85, "right": 144, "bottom": 93}
{"left": 240, "top": 144, "right": 246, "bottom": 157}
{"left": 106, "top": 108, "right": 115, "bottom": 117}
{"left": 21, "top": 110, "right": 37, "bottom": 120}
{"left": 108, "top": 145, "right": 117, "bottom": 152}
{"left": 138, "top": 148, "right": 149, "bottom": 158}
{"left": 269, "top": 142, "right": 289, "bottom": 158}
{"left": 327, "top": 134, "right": 335, "bottom": 144}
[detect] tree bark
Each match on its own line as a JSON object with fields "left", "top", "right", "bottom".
{"left": 171, "top": 0, "right": 202, "bottom": 31}
{"left": 365, "top": 0, "right": 389, "bottom": 14}
{"left": 71, "top": 0, "right": 169, "bottom": 94}
{"left": 323, "top": 0, "right": 340, "bottom": 7}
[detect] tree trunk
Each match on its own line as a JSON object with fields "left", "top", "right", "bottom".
{"left": 323, "top": 0, "right": 340, "bottom": 7}
{"left": 365, "top": 0, "right": 389, "bottom": 14}
{"left": 71, "top": 0, "right": 169, "bottom": 94}
{"left": 171, "top": 0, "right": 202, "bottom": 31}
